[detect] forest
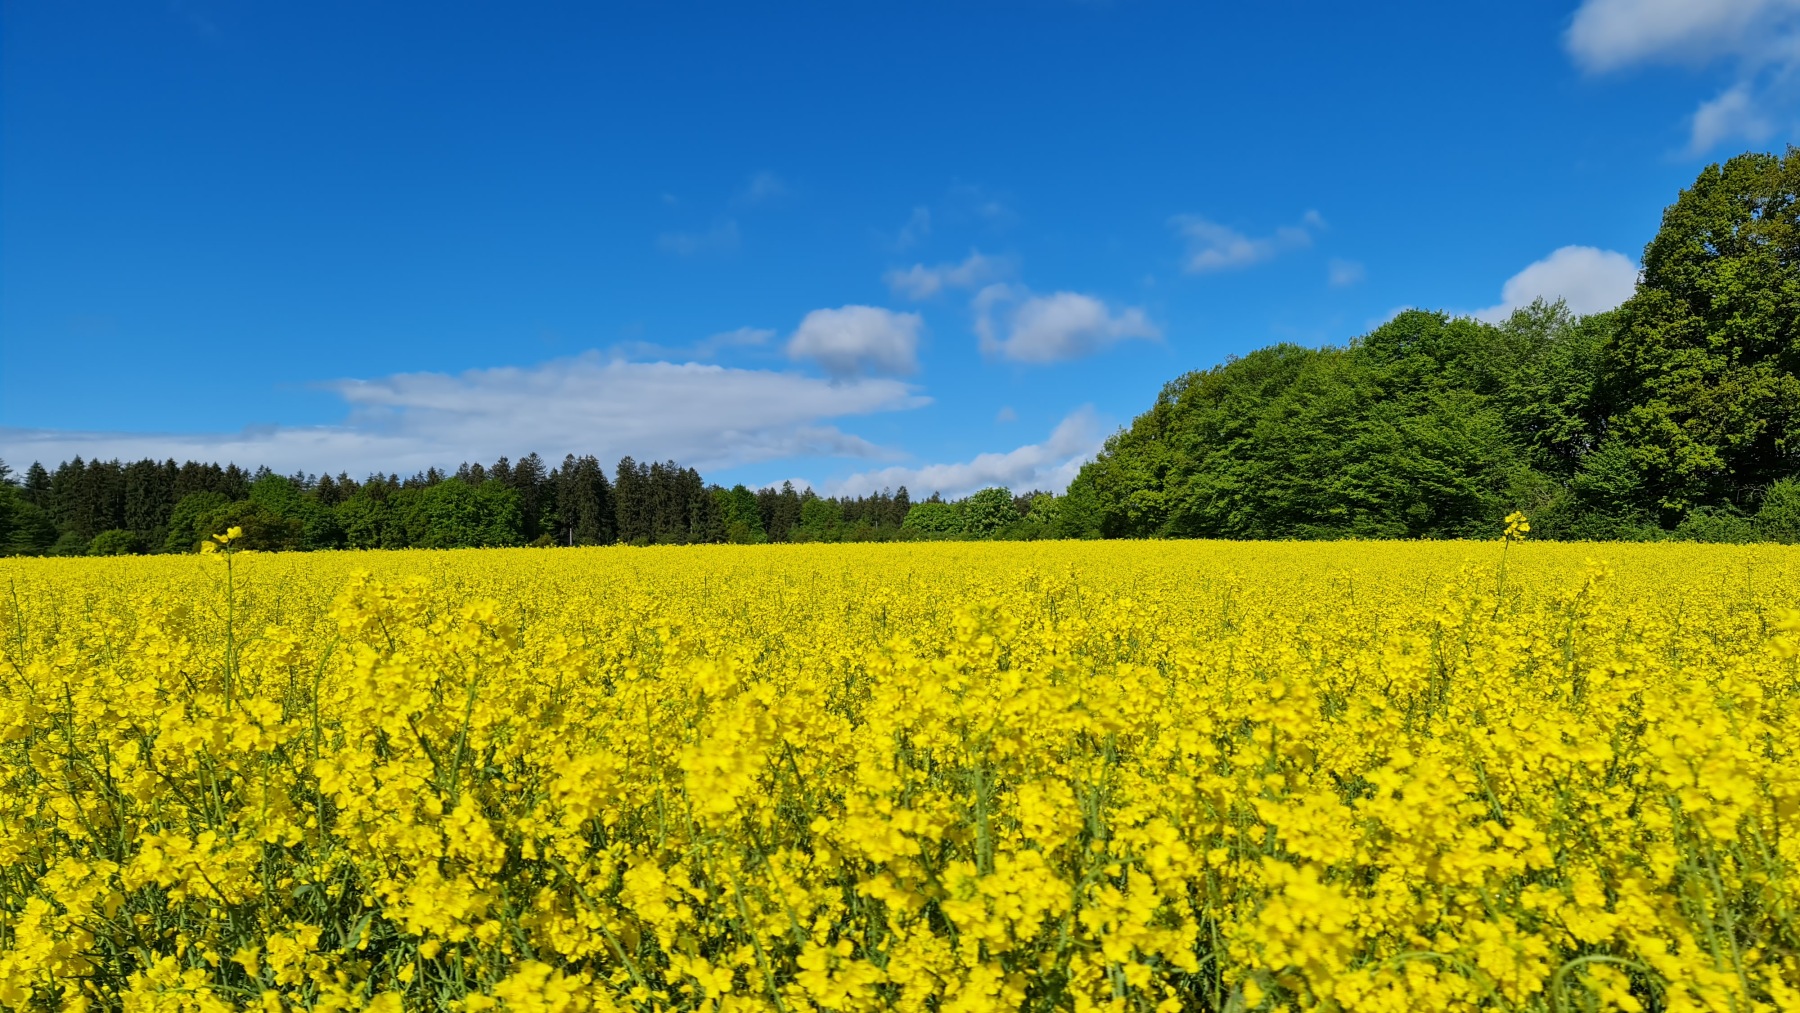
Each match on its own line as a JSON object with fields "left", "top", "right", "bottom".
{"left": 1, "top": 148, "right": 1796, "bottom": 554}
{"left": 0, "top": 453, "right": 1068, "bottom": 554}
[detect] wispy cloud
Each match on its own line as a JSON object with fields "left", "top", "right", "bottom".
{"left": 892, "top": 206, "right": 932, "bottom": 250}
{"left": 973, "top": 284, "right": 1158, "bottom": 364}
{"left": 609, "top": 326, "right": 775, "bottom": 363}
{"left": 1171, "top": 210, "right": 1324, "bottom": 273}
{"left": 1472, "top": 245, "right": 1640, "bottom": 323}
{"left": 885, "top": 250, "right": 1011, "bottom": 300}
{"left": 735, "top": 170, "right": 788, "bottom": 206}
{"left": 657, "top": 220, "right": 740, "bottom": 255}
{"left": 1565, "top": 0, "right": 1800, "bottom": 152}
{"left": 1327, "top": 258, "right": 1367, "bottom": 288}
{"left": 948, "top": 181, "right": 1018, "bottom": 228}
{"left": 0, "top": 355, "right": 928, "bottom": 476}
{"left": 825, "top": 407, "right": 1104, "bottom": 499}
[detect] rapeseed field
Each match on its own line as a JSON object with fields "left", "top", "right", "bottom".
{"left": 1, "top": 538, "right": 1797, "bottom": 1012}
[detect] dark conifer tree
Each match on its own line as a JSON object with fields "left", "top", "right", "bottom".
{"left": 510, "top": 453, "right": 548, "bottom": 540}
{"left": 23, "top": 463, "right": 51, "bottom": 508}
{"left": 554, "top": 454, "right": 616, "bottom": 545}
{"left": 220, "top": 465, "right": 251, "bottom": 500}
{"left": 614, "top": 457, "right": 651, "bottom": 543}
{"left": 123, "top": 458, "right": 177, "bottom": 545}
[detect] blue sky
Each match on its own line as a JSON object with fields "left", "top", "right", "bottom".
{"left": 3, "top": 1, "right": 1796, "bottom": 497}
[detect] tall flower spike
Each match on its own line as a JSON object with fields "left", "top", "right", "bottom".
{"left": 1503, "top": 511, "right": 1529, "bottom": 542}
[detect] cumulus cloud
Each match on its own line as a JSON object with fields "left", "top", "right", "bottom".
{"left": 657, "top": 220, "right": 740, "bottom": 255}
{"left": 826, "top": 407, "right": 1104, "bottom": 499}
{"left": 974, "top": 285, "right": 1159, "bottom": 364}
{"left": 0, "top": 355, "right": 927, "bottom": 477}
{"left": 885, "top": 251, "right": 1010, "bottom": 300}
{"left": 786, "top": 305, "right": 924, "bottom": 378}
{"left": 1473, "top": 246, "right": 1640, "bottom": 323}
{"left": 1565, "top": 0, "right": 1800, "bottom": 151}
{"left": 1172, "top": 210, "right": 1324, "bottom": 274}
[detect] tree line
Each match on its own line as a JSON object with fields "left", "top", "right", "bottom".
{"left": 0, "top": 451, "right": 1087, "bottom": 555}
{"left": 4, "top": 148, "right": 1796, "bottom": 553}
{"left": 1070, "top": 147, "right": 1800, "bottom": 543}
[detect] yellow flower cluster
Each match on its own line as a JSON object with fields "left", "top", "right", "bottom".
{"left": 1, "top": 540, "right": 1797, "bottom": 1012}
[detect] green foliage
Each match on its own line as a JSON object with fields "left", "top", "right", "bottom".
{"left": 251, "top": 473, "right": 344, "bottom": 550}
{"left": 48, "top": 531, "right": 91, "bottom": 557}
{"left": 1600, "top": 147, "right": 1800, "bottom": 514}
{"left": 902, "top": 501, "right": 963, "bottom": 535}
{"left": 337, "top": 486, "right": 408, "bottom": 550}
{"left": 1672, "top": 506, "right": 1757, "bottom": 544}
{"left": 1069, "top": 151, "right": 1800, "bottom": 544}
{"left": 0, "top": 483, "right": 57, "bottom": 556}
{"left": 961, "top": 487, "right": 1017, "bottom": 538}
{"left": 1081, "top": 313, "right": 1536, "bottom": 540}
{"left": 554, "top": 455, "right": 615, "bottom": 546}
{"left": 792, "top": 495, "right": 844, "bottom": 541}
{"left": 402, "top": 479, "right": 524, "bottom": 549}
{"left": 714, "top": 485, "right": 767, "bottom": 544}
{"left": 89, "top": 528, "right": 143, "bottom": 556}
{"left": 164, "top": 492, "right": 234, "bottom": 553}
{"left": 1756, "top": 478, "right": 1800, "bottom": 543}
{"left": 201, "top": 500, "right": 304, "bottom": 552}
{"left": 1052, "top": 475, "right": 1102, "bottom": 539}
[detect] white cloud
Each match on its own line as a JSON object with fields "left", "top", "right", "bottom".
{"left": 1565, "top": 0, "right": 1800, "bottom": 151}
{"left": 0, "top": 355, "right": 927, "bottom": 477}
{"left": 1171, "top": 211, "right": 1322, "bottom": 273}
{"left": 826, "top": 407, "right": 1104, "bottom": 499}
{"left": 1327, "top": 258, "right": 1367, "bottom": 288}
{"left": 1566, "top": 0, "right": 1793, "bottom": 70}
{"left": 786, "top": 305, "right": 924, "bottom": 378}
{"left": 995, "top": 406, "right": 1018, "bottom": 424}
{"left": 885, "top": 251, "right": 1010, "bottom": 300}
{"left": 974, "top": 284, "right": 1159, "bottom": 364}
{"left": 657, "top": 220, "right": 740, "bottom": 255}
{"left": 1473, "top": 246, "right": 1640, "bottom": 323}
{"left": 1691, "top": 83, "right": 1777, "bottom": 150}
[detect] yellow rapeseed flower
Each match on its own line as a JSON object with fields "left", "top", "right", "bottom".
{"left": 0, "top": 539, "right": 1794, "bottom": 1010}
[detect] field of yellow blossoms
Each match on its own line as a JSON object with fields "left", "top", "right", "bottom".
{"left": 2, "top": 538, "right": 1798, "bottom": 1012}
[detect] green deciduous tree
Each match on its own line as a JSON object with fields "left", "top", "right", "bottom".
{"left": 163, "top": 492, "right": 233, "bottom": 553}
{"left": 714, "top": 485, "right": 767, "bottom": 544}
{"left": 200, "top": 500, "right": 304, "bottom": 552}
{"left": 402, "top": 478, "right": 524, "bottom": 549}
{"left": 1599, "top": 147, "right": 1800, "bottom": 515}
{"left": 902, "top": 501, "right": 962, "bottom": 535}
{"left": 89, "top": 529, "right": 143, "bottom": 556}
{"left": 794, "top": 495, "right": 843, "bottom": 541}
{"left": 961, "top": 487, "right": 1016, "bottom": 538}
{"left": 1756, "top": 477, "right": 1800, "bottom": 542}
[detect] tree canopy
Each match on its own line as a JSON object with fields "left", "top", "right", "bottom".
{"left": 1076, "top": 148, "right": 1800, "bottom": 543}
